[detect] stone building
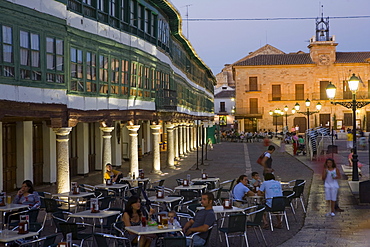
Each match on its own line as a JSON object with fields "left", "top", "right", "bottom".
{"left": 0, "top": 0, "right": 215, "bottom": 192}
{"left": 232, "top": 17, "right": 370, "bottom": 133}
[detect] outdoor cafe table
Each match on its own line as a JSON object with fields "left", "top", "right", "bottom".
{"left": 147, "top": 196, "right": 183, "bottom": 211}
{"left": 0, "top": 204, "right": 30, "bottom": 229}
{"left": 125, "top": 225, "right": 183, "bottom": 242}
{"left": 174, "top": 185, "right": 207, "bottom": 191}
{"left": 191, "top": 177, "right": 220, "bottom": 189}
{"left": 0, "top": 229, "right": 38, "bottom": 243}
{"left": 196, "top": 205, "right": 245, "bottom": 227}
{"left": 67, "top": 210, "right": 121, "bottom": 231}
{"left": 52, "top": 192, "right": 95, "bottom": 212}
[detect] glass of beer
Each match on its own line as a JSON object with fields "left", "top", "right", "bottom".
{"left": 7, "top": 196, "right": 11, "bottom": 204}
{"left": 161, "top": 216, "right": 168, "bottom": 227}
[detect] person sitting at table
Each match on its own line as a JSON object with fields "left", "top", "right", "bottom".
{"left": 232, "top": 175, "right": 256, "bottom": 208}
{"left": 183, "top": 192, "right": 216, "bottom": 247}
{"left": 6, "top": 180, "right": 41, "bottom": 224}
{"left": 122, "top": 195, "right": 155, "bottom": 247}
{"left": 249, "top": 172, "right": 262, "bottom": 191}
{"left": 104, "top": 163, "right": 123, "bottom": 183}
{"left": 13, "top": 180, "right": 41, "bottom": 209}
{"left": 257, "top": 173, "right": 283, "bottom": 229}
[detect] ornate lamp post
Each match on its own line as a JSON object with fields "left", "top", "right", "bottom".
{"left": 326, "top": 75, "right": 370, "bottom": 181}
{"left": 295, "top": 99, "right": 322, "bottom": 131}
{"left": 283, "top": 105, "right": 296, "bottom": 132}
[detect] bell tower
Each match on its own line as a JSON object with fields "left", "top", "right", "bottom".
{"left": 308, "top": 7, "right": 337, "bottom": 65}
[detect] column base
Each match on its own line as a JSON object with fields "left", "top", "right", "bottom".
{"left": 151, "top": 170, "right": 163, "bottom": 175}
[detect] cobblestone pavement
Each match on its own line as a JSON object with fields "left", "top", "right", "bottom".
{"left": 21, "top": 138, "right": 370, "bottom": 246}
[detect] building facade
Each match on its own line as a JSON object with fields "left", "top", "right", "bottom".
{"left": 0, "top": 0, "right": 215, "bottom": 192}
{"left": 232, "top": 17, "right": 370, "bottom": 134}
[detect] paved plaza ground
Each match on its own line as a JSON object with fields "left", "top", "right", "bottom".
{"left": 20, "top": 137, "right": 370, "bottom": 246}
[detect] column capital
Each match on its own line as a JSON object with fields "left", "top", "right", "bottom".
{"left": 53, "top": 127, "right": 72, "bottom": 142}
{"left": 99, "top": 126, "right": 115, "bottom": 133}
{"left": 166, "top": 123, "right": 175, "bottom": 131}
{"left": 126, "top": 125, "right": 140, "bottom": 132}
{"left": 150, "top": 124, "right": 161, "bottom": 130}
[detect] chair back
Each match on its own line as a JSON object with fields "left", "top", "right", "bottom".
{"left": 295, "top": 179, "right": 306, "bottom": 187}
{"left": 226, "top": 213, "right": 246, "bottom": 233}
{"left": 95, "top": 188, "right": 109, "bottom": 198}
{"left": 203, "top": 225, "right": 214, "bottom": 245}
{"left": 112, "top": 220, "right": 125, "bottom": 236}
{"left": 37, "top": 192, "right": 46, "bottom": 209}
{"left": 42, "top": 234, "right": 58, "bottom": 247}
{"left": 59, "top": 222, "right": 79, "bottom": 239}
{"left": 167, "top": 195, "right": 184, "bottom": 210}
{"left": 158, "top": 179, "right": 165, "bottom": 187}
{"left": 292, "top": 185, "right": 304, "bottom": 198}
{"left": 27, "top": 208, "right": 40, "bottom": 223}
{"left": 93, "top": 233, "right": 109, "bottom": 247}
{"left": 44, "top": 198, "right": 60, "bottom": 213}
{"left": 180, "top": 190, "right": 199, "bottom": 202}
{"left": 252, "top": 205, "right": 265, "bottom": 225}
{"left": 282, "top": 191, "right": 295, "bottom": 205}
{"left": 52, "top": 211, "right": 67, "bottom": 233}
{"left": 270, "top": 196, "right": 286, "bottom": 212}
{"left": 228, "top": 179, "right": 236, "bottom": 191}
{"left": 163, "top": 236, "right": 186, "bottom": 247}
{"left": 99, "top": 196, "right": 113, "bottom": 210}
{"left": 176, "top": 179, "right": 183, "bottom": 186}
{"left": 187, "top": 203, "right": 201, "bottom": 217}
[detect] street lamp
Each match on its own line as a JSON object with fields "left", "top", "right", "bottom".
{"left": 269, "top": 108, "right": 282, "bottom": 135}
{"left": 296, "top": 99, "right": 322, "bottom": 131}
{"left": 326, "top": 75, "right": 370, "bottom": 181}
{"left": 283, "top": 105, "right": 296, "bottom": 131}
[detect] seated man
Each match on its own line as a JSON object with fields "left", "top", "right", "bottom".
{"left": 183, "top": 192, "right": 216, "bottom": 246}
{"left": 104, "top": 163, "right": 123, "bottom": 183}
{"left": 258, "top": 173, "right": 283, "bottom": 228}
{"left": 233, "top": 175, "right": 256, "bottom": 208}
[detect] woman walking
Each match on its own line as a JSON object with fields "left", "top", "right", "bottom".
{"left": 322, "top": 158, "right": 341, "bottom": 217}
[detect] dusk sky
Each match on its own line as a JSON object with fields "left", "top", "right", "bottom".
{"left": 170, "top": 0, "right": 370, "bottom": 75}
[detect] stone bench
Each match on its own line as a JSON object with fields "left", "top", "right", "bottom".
{"left": 348, "top": 181, "right": 359, "bottom": 195}
{"left": 341, "top": 165, "right": 362, "bottom": 177}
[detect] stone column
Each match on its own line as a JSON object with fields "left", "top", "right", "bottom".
{"left": 166, "top": 123, "right": 175, "bottom": 169}
{"left": 150, "top": 124, "right": 162, "bottom": 174}
{"left": 127, "top": 125, "right": 140, "bottom": 178}
{"left": 179, "top": 123, "right": 184, "bottom": 157}
{"left": 100, "top": 126, "right": 115, "bottom": 183}
{"left": 174, "top": 124, "right": 179, "bottom": 160}
{"left": 183, "top": 124, "right": 188, "bottom": 155}
{"left": 192, "top": 123, "right": 197, "bottom": 150}
{"left": 189, "top": 123, "right": 194, "bottom": 151}
{"left": 186, "top": 123, "right": 191, "bottom": 153}
{"left": 53, "top": 127, "right": 72, "bottom": 193}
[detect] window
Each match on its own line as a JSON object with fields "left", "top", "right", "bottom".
{"left": 130, "top": 62, "right": 138, "bottom": 96}
{"left": 220, "top": 102, "right": 225, "bottom": 112}
{"left": 46, "top": 37, "right": 64, "bottom": 83}
{"left": 271, "top": 85, "right": 281, "bottom": 101}
{"left": 121, "top": 0, "right": 129, "bottom": 23}
{"left": 1, "top": 25, "right": 14, "bottom": 77}
{"left": 109, "top": 0, "right": 117, "bottom": 17}
{"left": 138, "top": 4, "right": 144, "bottom": 30}
{"left": 344, "top": 113, "right": 352, "bottom": 127}
{"left": 295, "top": 84, "right": 304, "bottom": 100}
{"left": 145, "top": 9, "right": 151, "bottom": 34}
{"left": 86, "top": 51, "right": 97, "bottom": 92}
{"left": 70, "top": 47, "right": 83, "bottom": 91}
{"left": 99, "top": 55, "right": 109, "bottom": 93}
{"left": 320, "top": 81, "right": 330, "bottom": 100}
{"left": 110, "top": 58, "right": 119, "bottom": 94}
{"left": 20, "top": 31, "right": 41, "bottom": 80}
{"left": 249, "top": 98, "right": 258, "bottom": 114}
{"left": 121, "top": 59, "right": 129, "bottom": 95}
{"left": 343, "top": 80, "right": 351, "bottom": 99}
{"left": 130, "top": 0, "right": 137, "bottom": 27}
{"left": 249, "top": 77, "right": 258, "bottom": 91}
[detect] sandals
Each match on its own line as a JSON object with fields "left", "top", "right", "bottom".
{"left": 262, "top": 224, "right": 269, "bottom": 230}
{"left": 274, "top": 223, "right": 283, "bottom": 229}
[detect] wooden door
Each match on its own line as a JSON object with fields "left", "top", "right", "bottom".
{"left": 33, "top": 122, "right": 43, "bottom": 186}
{"left": 294, "top": 117, "right": 307, "bottom": 132}
{"left": 249, "top": 98, "right": 258, "bottom": 114}
{"left": 3, "top": 123, "right": 17, "bottom": 191}
{"left": 319, "top": 114, "right": 330, "bottom": 128}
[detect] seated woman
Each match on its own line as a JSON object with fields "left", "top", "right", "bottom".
{"left": 122, "top": 195, "right": 155, "bottom": 247}
{"left": 348, "top": 148, "right": 364, "bottom": 168}
{"left": 13, "top": 180, "right": 41, "bottom": 209}
{"left": 104, "top": 163, "right": 123, "bottom": 183}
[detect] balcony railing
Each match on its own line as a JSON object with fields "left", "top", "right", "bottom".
{"left": 245, "top": 84, "right": 262, "bottom": 92}
{"left": 234, "top": 107, "right": 264, "bottom": 117}
{"left": 268, "top": 91, "right": 370, "bottom": 101}
{"left": 155, "top": 89, "right": 177, "bottom": 111}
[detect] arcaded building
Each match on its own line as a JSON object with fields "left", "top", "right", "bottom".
{"left": 232, "top": 17, "right": 370, "bottom": 133}
{"left": 0, "top": 0, "right": 215, "bottom": 192}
